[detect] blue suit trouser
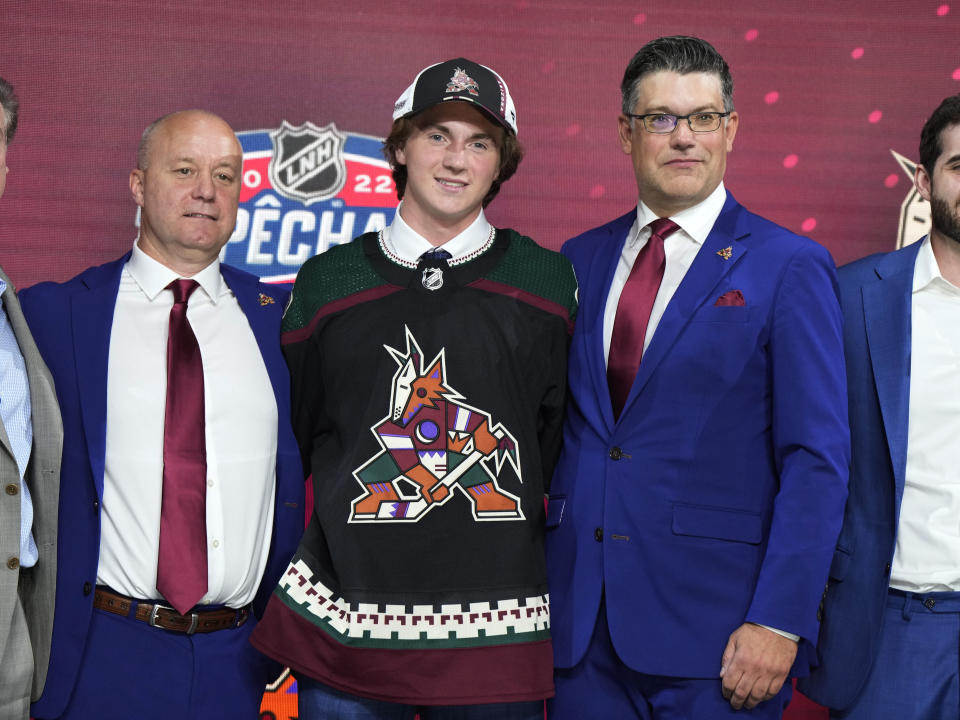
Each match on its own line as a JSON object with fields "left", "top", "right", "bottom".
{"left": 549, "top": 600, "right": 791, "bottom": 720}
{"left": 834, "top": 589, "right": 960, "bottom": 720}
{"left": 46, "top": 600, "right": 274, "bottom": 720}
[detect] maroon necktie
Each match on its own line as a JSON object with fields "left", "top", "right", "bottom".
{"left": 156, "top": 279, "right": 208, "bottom": 615}
{"left": 607, "top": 218, "right": 680, "bottom": 419}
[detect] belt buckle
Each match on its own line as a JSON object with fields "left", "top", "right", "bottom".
{"left": 148, "top": 603, "right": 199, "bottom": 634}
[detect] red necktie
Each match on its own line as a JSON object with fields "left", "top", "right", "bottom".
{"left": 156, "top": 279, "right": 208, "bottom": 615}
{"left": 607, "top": 218, "right": 680, "bottom": 419}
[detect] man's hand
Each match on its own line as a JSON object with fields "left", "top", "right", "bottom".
{"left": 719, "top": 623, "right": 797, "bottom": 710}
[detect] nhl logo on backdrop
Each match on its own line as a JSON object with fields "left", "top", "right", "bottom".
{"left": 269, "top": 121, "right": 347, "bottom": 204}
{"left": 135, "top": 120, "right": 399, "bottom": 283}
{"left": 222, "top": 122, "right": 399, "bottom": 282}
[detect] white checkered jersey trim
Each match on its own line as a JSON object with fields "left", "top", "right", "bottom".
{"left": 277, "top": 558, "right": 550, "bottom": 646}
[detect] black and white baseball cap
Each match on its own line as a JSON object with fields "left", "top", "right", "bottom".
{"left": 392, "top": 58, "right": 518, "bottom": 135}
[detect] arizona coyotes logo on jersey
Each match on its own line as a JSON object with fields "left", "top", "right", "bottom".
{"left": 350, "top": 326, "right": 523, "bottom": 523}
{"left": 446, "top": 68, "right": 480, "bottom": 97}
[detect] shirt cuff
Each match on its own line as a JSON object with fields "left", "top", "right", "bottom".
{"left": 755, "top": 623, "right": 800, "bottom": 642}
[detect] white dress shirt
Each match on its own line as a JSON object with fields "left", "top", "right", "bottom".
{"left": 602, "top": 183, "right": 727, "bottom": 363}
{"left": 890, "top": 237, "right": 960, "bottom": 593}
{"left": 97, "top": 240, "right": 278, "bottom": 608}
{"left": 381, "top": 204, "right": 494, "bottom": 265}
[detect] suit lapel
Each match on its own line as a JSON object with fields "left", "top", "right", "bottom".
{"left": 221, "top": 264, "right": 268, "bottom": 352}
{"left": 862, "top": 242, "right": 920, "bottom": 522}
{"left": 0, "top": 285, "right": 15, "bottom": 458}
{"left": 0, "top": 407, "right": 11, "bottom": 459}
{"left": 620, "top": 194, "right": 748, "bottom": 416}
{"left": 73, "top": 257, "right": 127, "bottom": 499}
{"left": 221, "top": 265, "right": 286, "bottom": 406}
{"left": 582, "top": 212, "right": 634, "bottom": 434}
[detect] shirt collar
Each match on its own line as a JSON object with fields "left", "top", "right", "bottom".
{"left": 632, "top": 182, "right": 727, "bottom": 247}
{"left": 384, "top": 204, "right": 492, "bottom": 262}
{"left": 913, "top": 235, "right": 960, "bottom": 295}
{"left": 127, "top": 237, "right": 223, "bottom": 303}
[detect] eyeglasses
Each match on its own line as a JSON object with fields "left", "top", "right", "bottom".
{"left": 625, "top": 111, "right": 731, "bottom": 134}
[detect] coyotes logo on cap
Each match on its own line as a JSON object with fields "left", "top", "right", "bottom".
{"left": 446, "top": 68, "right": 480, "bottom": 97}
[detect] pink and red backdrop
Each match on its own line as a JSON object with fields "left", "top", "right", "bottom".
{"left": 5, "top": 2, "right": 960, "bottom": 717}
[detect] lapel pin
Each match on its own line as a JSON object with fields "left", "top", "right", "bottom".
{"left": 258, "top": 292, "right": 276, "bottom": 306}
{"left": 716, "top": 246, "right": 733, "bottom": 260}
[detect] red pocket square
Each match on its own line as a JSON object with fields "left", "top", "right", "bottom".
{"left": 714, "top": 290, "right": 745, "bottom": 307}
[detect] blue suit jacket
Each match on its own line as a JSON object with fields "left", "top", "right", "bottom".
{"left": 797, "top": 241, "right": 922, "bottom": 711}
{"left": 546, "top": 193, "right": 850, "bottom": 678}
{"left": 18, "top": 254, "right": 304, "bottom": 718}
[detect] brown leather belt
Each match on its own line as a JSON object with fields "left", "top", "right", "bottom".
{"left": 93, "top": 587, "right": 250, "bottom": 635}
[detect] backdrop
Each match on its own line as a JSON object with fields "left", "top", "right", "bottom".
{"left": 4, "top": 1, "right": 959, "bottom": 717}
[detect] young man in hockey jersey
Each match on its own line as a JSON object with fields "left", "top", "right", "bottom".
{"left": 251, "top": 59, "right": 578, "bottom": 719}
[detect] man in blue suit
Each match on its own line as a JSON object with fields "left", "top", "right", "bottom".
{"left": 799, "top": 96, "right": 960, "bottom": 719}
{"left": 18, "top": 110, "right": 303, "bottom": 719}
{"left": 546, "top": 36, "right": 849, "bottom": 718}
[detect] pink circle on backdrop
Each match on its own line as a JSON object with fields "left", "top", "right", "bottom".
{"left": 589, "top": 184, "right": 606, "bottom": 199}
{"left": 744, "top": 28, "right": 759, "bottom": 41}
{"left": 937, "top": 4, "right": 949, "bottom": 16}
{"left": 633, "top": 13, "right": 646, "bottom": 24}
{"left": 868, "top": 110, "right": 883, "bottom": 123}
{"left": 884, "top": 174, "right": 899, "bottom": 188}
{"left": 801, "top": 218, "right": 817, "bottom": 232}
{"left": 783, "top": 154, "right": 799, "bottom": 169}
{"left": 851, "top": 47, "right": 864, "bottom": 59}
{"left": 566, "top": 123, "right": 581, "bottom": 136}
{"left": 764, "top": 91, "right": 779, "bottom": 104}
{"left": 542, "top": 60, "right": 556, "bottom": 74}
{"left": 953, "top": 67, "right": 960, "bottom": 80}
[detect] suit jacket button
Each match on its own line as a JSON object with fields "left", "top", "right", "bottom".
{"left": 594, "top": 528, "right": 603, "bottom": 542}
{"left": 6, "top": 557, "right": 20, "bottom": 570}
{"left": 609, "top": 447, "right": 622, "bottom": 460}
{"left": 83, "top": 582, "right": 92, "bottom": 596}
{"left": 5, "top": 483, "right": 18, "bottom": 496}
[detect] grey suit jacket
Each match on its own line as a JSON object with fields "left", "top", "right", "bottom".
{"left": 0, "top": 265, "right": 61, "bottom": 702}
